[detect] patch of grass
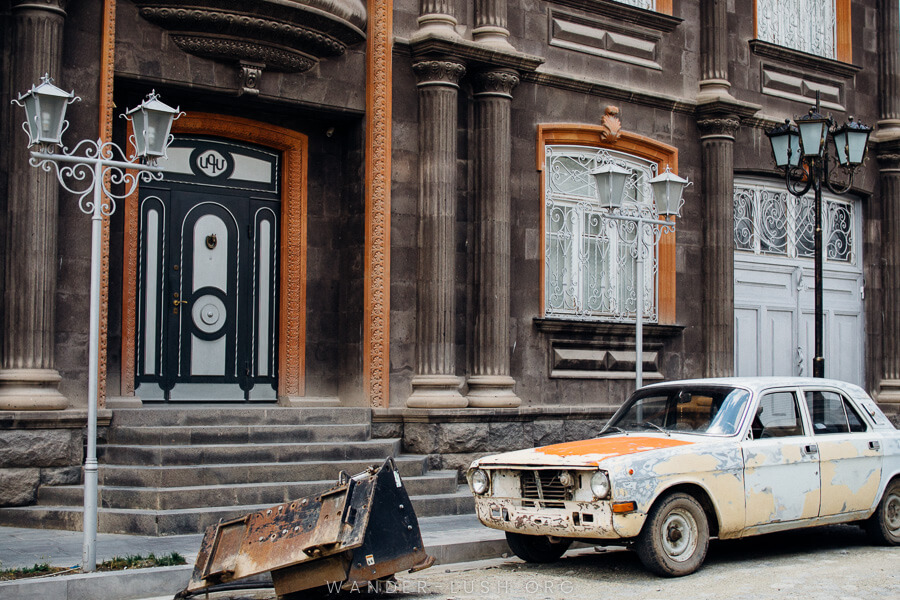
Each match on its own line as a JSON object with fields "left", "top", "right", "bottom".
{"left": 0, "top": 552, "right": 186, "bottom": 581}
{"left": 0, "top": 561, "right": 69, "bottom": 581}
{"left": 97, "top": 551, "right": 187, "bottom": 571}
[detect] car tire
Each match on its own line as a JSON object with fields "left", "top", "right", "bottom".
{"left": 636, "top": 492, "right": 709, "bottom": 577}
{"left": 505, "top": 532, "right": 573, "bottom": 563}
{"left": 865, "top": 479, "right": 900, "bottom": 546}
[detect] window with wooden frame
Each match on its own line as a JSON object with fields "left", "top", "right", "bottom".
{"left": 610, "top": 0, "right": 673, "bottom": 14}
{"left": 754, "top": 0, "right": 852, "bottom": 62}
{"left": 537, "top": 125, "right": 678, "bottom": 325}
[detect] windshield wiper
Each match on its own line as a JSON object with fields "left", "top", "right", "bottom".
{"left": 641, "top": 422, "right": 670, "bottom": 436}
{"left": 598, "top": 425, "right": 627, "bottom": 436}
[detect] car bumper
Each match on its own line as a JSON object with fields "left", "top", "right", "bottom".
{"left": 473, "top": 496, "right": 643, "bottom": 539}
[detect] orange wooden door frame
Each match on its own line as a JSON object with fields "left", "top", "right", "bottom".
{"left": 120, "top": 113, "right": 308, "bottom": 400}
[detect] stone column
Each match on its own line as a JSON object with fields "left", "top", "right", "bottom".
{"left": 874, "top": 0, "right": 900, "bottom": 409}
{"left": 0, "top": 0, "right": 68, "bottom": 410}
{"left": 697, "top": 0, "right": 732, "bottom": 103}
{"left": 418, "top": 0, "right": 458, "bottom": 37}
{"left": 467, "top": 69, "right": 521, "bottom": 407}
{"left": 697, "top": 116, "right": 740, "bottom": 378}
{"left": 473, "top": 0, "right": 513, "bottom": 49}
{"left": 407, "top": 59, "right": 468, "bottom": 408}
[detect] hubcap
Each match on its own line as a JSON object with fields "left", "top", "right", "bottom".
{"left": 886, "top": 492, "right": 900, "bottom": 533}
{"left": 661, "top": 508, "right": 698, "bottom": 562}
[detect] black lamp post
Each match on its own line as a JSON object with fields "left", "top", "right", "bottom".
{"left": 765, "top": 92, "right": 871, "bottom": 378}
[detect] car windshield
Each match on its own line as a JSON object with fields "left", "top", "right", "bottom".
{"left": 607, "top": 385, "right": 752, "bottom": 436}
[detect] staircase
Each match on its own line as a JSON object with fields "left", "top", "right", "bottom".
{"left": 0, "top": 406, "right": 473, "bottom": 535}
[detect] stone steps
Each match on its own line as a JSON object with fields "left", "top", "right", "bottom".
{"left": 6, "top": 404, "right": 475, "bottom": 535}
{"left": 106, "top": 423, "right": 372, "bottom": 445}
{"left": 97, "top": 438, "right": 402, "bottom": 465}
{"left": 95, "top": 457, "right": 431, "bottom": 487}
{"left": 37, "top": 471, "right": 460, "bottom": 510}
{"left": 0, "top": 486, "right": 475, "bottom": 536}
{"left": 108, "top": 406, "right": 370, "bottom": 427}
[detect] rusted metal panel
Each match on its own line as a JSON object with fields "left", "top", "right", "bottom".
{"left": 183, "top": 458, "right": 432, "bottom": 597}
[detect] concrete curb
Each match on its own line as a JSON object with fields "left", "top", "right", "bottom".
{"left": 0, "top": 533, "right": 509, "bottom": 600}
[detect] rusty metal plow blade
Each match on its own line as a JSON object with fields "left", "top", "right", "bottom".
{"left": 180, "top": 457, "right": 433, "bottom": 597}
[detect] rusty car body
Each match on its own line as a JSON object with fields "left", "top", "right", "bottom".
{"left": 467, "top": 378, "right": 900, "bottom": 576}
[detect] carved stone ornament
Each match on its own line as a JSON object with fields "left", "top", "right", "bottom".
{"left": 696, "top": 116, "right": 741, "bottom": 140}
{"left": 412, "top": 60, "right": 466, "bottom": 87}
{"left": 599, "top": 105, "right": 621, "bottom": 142}
{"left": 473, "top": 69, "right": 520, "bottom": 98}
{"left": 238, "top": 61, "right": 265, "bottom": 96}
{"left": 132, "top": 0, "right": 367, "bottom": 72}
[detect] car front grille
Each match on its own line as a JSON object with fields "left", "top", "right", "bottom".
{"left": 519, "top": 470, "right": 572, "bottom": 507}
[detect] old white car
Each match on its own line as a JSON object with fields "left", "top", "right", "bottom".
{"left": 467, "top": 378, "right": 900, "bottom": 576}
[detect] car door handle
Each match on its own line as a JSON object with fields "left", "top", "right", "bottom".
{"left": 803, "top": 444, "right": 818, "bottom": 455}
{"left": 868, "top": 440, "right": 881, "bottom": 451}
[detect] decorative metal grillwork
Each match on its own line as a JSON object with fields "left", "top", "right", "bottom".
{"left": 734, "top": 181, "right": 854, "bottom": 263}
{"left": 519, "top": 470, "right": 572, "bottom": 505}
{"left": 756, "top": 0, "right": 836, "bottom": 59}
{"left": 545, "top": 145, "right": 660, "bottom": 322}
{"left": 612, "top": 0, "right": 655, "bottom": 10}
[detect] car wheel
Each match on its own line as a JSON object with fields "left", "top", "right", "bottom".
{"left": 636, "top": 492, "right": 709, "bottom": 577}
{"left": 865, "top": 479, "right": 900, "bottom": 546}
{"left": 505, "top": 532, "right": 573, "bottom": 563}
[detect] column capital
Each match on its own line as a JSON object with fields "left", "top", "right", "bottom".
{"left": 697, "top": 116, "right": 741, "bottom": 141}
{"left": 412, "top": 59, "right": 466, "bottom": 88}
{"left": 472, "top": 69, "right": 519, "bottom": 98}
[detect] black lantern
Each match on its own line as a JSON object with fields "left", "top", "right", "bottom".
{"left": 831, "top": 117, "right": 872, "bottom": 167}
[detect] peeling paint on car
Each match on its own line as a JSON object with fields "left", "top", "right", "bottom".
{"left": 468, "top": 378, "right": 900, "bottom": 552}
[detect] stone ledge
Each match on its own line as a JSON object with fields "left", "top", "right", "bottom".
{"left": 373, "top": 405, "right": 618, "bottom": 424}
{"left": 0, "top": 409, "right": 111, "bottom": 429}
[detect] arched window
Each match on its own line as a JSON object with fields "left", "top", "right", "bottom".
{"left": 538, "top": 125, "right": 679, "bottom": 325}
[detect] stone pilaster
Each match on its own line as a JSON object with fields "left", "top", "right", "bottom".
{"left": 467, "top": 69, "right": 520, "bottom": 407}
{"left": 408, "top": 60, "right": 467, "bottom": 408}
{"left": 697, "top": 115, "right": 741, "bottom": 378}
{"left": 0, "top": 0, "right": 68, "bottom": 410}
{"left": 473, "top": 0, "right": 513, "bottom": 49}
{"left": 876, "top": 148, "right": 900, "bottom": 409}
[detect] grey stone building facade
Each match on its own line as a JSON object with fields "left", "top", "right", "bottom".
{"left": 1, "top": 0, "right": 899, "bottom": 512}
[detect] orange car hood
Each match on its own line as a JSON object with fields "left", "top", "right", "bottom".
{"left": 476, "top": 436, "right": 695, "bottom": 468}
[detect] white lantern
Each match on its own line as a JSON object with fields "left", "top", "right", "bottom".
{"left": 15, "top": 74, "right": 76, "bottom": 147}
{"left": 832, "top": 117, "right": 871, "bottom": 167}
{"left": 766, "top": 120, "right": 802, "bottom": 168}
{"left": 125, "top": 91, "right": 180, "bottom": 159}
{"left": 648, "top": 166, "right": 689, "bottom": 217}
{"left": 796, "top": 108, "right": 830, "bottom": 158}
{"left": 591, "top": 162, "right": 630, "bottom": 209}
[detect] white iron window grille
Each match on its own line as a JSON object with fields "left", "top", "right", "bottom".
{"left": 544, "top": 145, "right": 660, "bottom": 322}
{"left": 733, "top": 181, "right": 854, "bottom": 263}
{"left": 611, "top": 0, "right": 656, "bottom": 10}
{"left": 756, "top": 0, "right": 837, "bottom": 59}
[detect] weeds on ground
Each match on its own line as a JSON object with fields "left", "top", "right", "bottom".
{"left": 0, "top": 551, "right": 186, "bottom": 581}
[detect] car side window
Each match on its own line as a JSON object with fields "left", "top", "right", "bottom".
{"left": 804, "top": 390, "right": 868, "bottom": 434}
{"left": 751, "top": 392, "right": 804, "bottom": 439}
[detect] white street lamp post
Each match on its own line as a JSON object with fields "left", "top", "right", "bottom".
{"left": 590, "top": 164, "right": 689, "bottom": 390}
{"left": 12, "top": 75, "right": 181, "bottom": 572}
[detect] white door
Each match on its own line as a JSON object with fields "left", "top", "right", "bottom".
{"left": 733, "top": 179, "right": 864, "bottom": 385}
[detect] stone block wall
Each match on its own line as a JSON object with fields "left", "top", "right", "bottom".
{"left": 373, "top": 407, "right": 616, "bottom": 481}
{"left": 0, "top": 427, "right": 82, "bottom": 506}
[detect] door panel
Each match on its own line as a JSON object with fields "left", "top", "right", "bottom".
{"left": 135, "top": 136, "right": 280, "bottom": 401}
{"left": 742, "top": 391, "right": 820, "bottom": 527}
